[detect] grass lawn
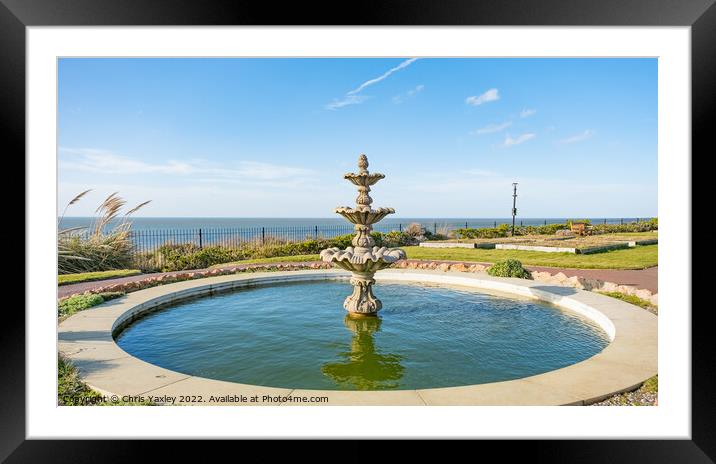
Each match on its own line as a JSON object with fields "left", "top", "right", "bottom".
{"left": 209, "top": 254, "right": 321, "bottom": 269}
{"left": 206, "top": 244, "right": 656, "bottom": 270}
{"left": 58, "top": 269, "right": 141, "bottom": 286}
{"left": 597, "top": 291, "right": 657, "bottom": 314}
{"left": 403, "top": 244, "right": 657, "bottom": 269}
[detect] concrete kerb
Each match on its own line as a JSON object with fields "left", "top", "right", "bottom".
{"left": 58, "top": 269, "right": 657, "bottom": 406}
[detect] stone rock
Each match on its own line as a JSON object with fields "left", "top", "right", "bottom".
{"left": 635, "top": 288, "right": 653, "bottom": 300}
{"left": 617, "top": 285, "right": 637, "bottom": 296}
{"left": 580, "top": 278, "right": 603, "bottom": 291}
{"left": 601, "top": 281, "right": 619, "bottom": 292}
{"left": 438, "top": 263, "right": 451, "bottom": 272}
{"left": 564, "top": 276, "right": 584, "bottom": 289}
{"left": 650, "top": 294, "right": 658, "bottom": 306}
{"left": 531, "top": 271, "right": 552, "bottom": 281}
{"left": 552, "top": 272, "right": 569, "bottom": 282}
{"left": 449, "top": 263, "right": 468, "bottom": 272}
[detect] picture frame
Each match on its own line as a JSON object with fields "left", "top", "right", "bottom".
{"left": 5, "top": 0, "right": 709, "bottom": 458}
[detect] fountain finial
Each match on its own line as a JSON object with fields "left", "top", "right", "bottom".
{"left": 319, "top": 154, "right": 406, "bottom": 316}
{"left": 358, "top": 154, "right": 369, "bottom": 173}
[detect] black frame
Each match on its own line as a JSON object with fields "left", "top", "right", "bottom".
{"left": 5, "top": 0, "right": 709, "bottom": 459}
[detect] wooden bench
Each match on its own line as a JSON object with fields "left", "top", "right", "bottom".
{"left": 570, "top": 222, "right": 593, "bottom": 236}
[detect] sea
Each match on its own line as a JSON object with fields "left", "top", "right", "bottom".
{"left": 58, "top": 217, "right": 650, "bottom": 250}
{"left": 59, "top": 216, "right": 647, "bottom": 232}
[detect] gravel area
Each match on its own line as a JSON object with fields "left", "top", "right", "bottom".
{"left": 591, "top": 377, "right": 658, "bottom": 406}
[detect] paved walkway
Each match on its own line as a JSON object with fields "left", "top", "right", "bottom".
{"left": 528, "top": 265, "right": 658, "bottom": 293}
{"left": 58, "top": 261, "right": 658, "bottom": 298}
{"left": 400, "top": 259, "right": 657, "bottom": 293}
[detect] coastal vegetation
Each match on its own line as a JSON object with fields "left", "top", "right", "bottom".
{"left": 487, "top": 259, "right": 533, "bottom": 279}
{"left": 455, "top": 218, "right": 657, "bottom": 239}
{"left": 58, "top": 191, "right": 150, "bottom": 274}
{"left": 58, "top": 291, "right": 125, "bottom": 318}
{"left": 144, "top": 230, "right": 423, "bottom": 272}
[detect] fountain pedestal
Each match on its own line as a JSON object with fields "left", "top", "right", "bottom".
{"left": 320, "top": 154, "right": 405, "bottom": 316}
{"left": 345, "top": 274, "right": 381, "bottom": 314}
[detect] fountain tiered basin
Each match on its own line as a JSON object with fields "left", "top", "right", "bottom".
{"left": 320, "top": 154, "right": 406, "bottom": 315}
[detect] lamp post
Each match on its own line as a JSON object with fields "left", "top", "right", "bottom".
{"left": 511, "top": 183, "right": 518, "bottom": 236}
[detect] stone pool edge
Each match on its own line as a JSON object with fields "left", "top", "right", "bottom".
{"left": 57, "top": 269, "right": 657, "bottom": 406}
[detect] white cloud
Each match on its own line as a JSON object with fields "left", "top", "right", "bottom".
{"left": 520, "top": 108, "right": 536, "bottom": 118}
{"left": 465, "top": 88, "right": 499, "bottom": 106}
{"left": 559, "top": 129, "right": 595, "bottom": 144}
{"left": 347, "top": 58, "right": 418, "bottom": 95}
{"left": 472, "top": 121, "right": 512, "bottom": 135}
{"left": 324, "top": 95, "right": 369, "bottom": 110}
{"left": 392, "top": 84, "right": 424, "bottom": 104}
{"left": 59, "top": 148, "right": 316, "bottom": 183}
{"left": 326, "top": 58, "right": 419, "bottom": 110}
{"left": 502, "top": 133, "right": 536, "bottom": 147}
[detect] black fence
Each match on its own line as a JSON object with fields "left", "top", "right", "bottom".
{"left": 127, "top": 217, "right": 652, "bottom": 256}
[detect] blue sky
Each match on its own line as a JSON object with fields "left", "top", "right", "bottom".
{"left": 58, "top": 58, "right": 657, "bottom": 217}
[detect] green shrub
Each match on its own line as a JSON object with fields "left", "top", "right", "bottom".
{"left": 138, "top": 231, "right": 420, "bottom": 272}
{"left": 380, "top": 231, "right": 417, "bottom": 247}
{"left": 486, "top": 259, "right": 533, "bottom": 279}
{"left": 456, "top": 223, "right": 512, "bottom": 239}
{"left": 455, "top": 219, "right": 658, "bottom": 240}
{"left": 58, "top": 291, "right": 126, "bottom": 317}
{"left": 147, "top": 233, "right": 366, "bottom": 272}
{"left": 591, "top": 221, "right": 657, "bottom": 234}
{"left": 422, "top": 231, "right": 448, "bottom": 241}
{"left": 515, "top": 223, "right": 567, "bottom": 235}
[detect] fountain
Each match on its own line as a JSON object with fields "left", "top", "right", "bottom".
{"left": 320, "top": 154, "right": 406, "bottom": 316}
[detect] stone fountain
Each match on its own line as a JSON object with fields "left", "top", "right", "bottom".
{"left": 320, "top": 154, "right": 406, "bottom": 316}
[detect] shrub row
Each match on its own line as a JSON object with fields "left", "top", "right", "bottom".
{"left": 455, "top": 219, "right": 657, "bottom": 239}
{"left": 590, "top": 218, "right": 658, "bottom": 234}
{"left": 455, "top": 223, "right": 566, "bottom": 239}
{"left": 138, "top": 231, "right": 421, "bottom": 272}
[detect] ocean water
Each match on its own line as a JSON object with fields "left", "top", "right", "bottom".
{"left": 59, "top": 216, "right": 644, "bottom": 232}
{"left": 59, "top": 216, "right": 649, "bottom": 250}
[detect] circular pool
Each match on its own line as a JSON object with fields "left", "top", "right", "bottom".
{"left": 114, "top": 279, "right": 609, "bottom": 391}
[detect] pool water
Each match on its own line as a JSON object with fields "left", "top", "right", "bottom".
{"left": 115, "top": 280, "right": 610, "bottom": 390}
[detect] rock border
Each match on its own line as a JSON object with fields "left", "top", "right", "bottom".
{"left": 393, "top": 260, "right": 658, "bottom": 306}
{"left": 58, "top": 269, "right": 657, "bottom": 406}
{"left": 60, "top": 260, "right": 658, "bottom": 308}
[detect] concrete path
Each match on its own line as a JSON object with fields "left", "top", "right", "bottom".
{"left": 527, "top": 265, "right": 658, "bottom": 293}
{"left": 58, "top": 261, "right": 658, "bottom": 298}
{"left": 401, "top": 260, "right": 658, "bottom": 293}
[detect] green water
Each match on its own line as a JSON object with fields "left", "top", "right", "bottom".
{"left": 115, "top": 280, "right": 609, "bottom": 390}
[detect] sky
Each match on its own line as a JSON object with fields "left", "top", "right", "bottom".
{"left": 58, "top": 58, "right": 657, "bottom": 218}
